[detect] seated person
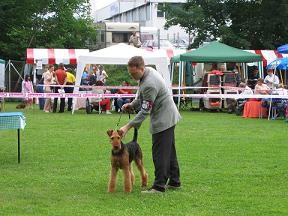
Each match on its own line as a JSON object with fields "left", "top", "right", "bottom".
{"left": 255, "top": 78, "right": 271, "bottom": 95}
{"left": 254, "top": 78, "right": 271, "bottom": 107}
{"left": 90, "top": 81, "right": 112, "bottom": 114}
{"left": 235, "top": 82, "right": 253, "bottom": 115}
{"left": 116, "top": 81, "right": 133, "bottom": 112}
{"left": 239, "top": 82, "right": 254, "bottom": 95}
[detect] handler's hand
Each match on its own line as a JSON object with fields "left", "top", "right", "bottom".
{"left": 122, "top": 103, "right": 133, "bottom": 112}
{"left": 119, "top": 124, "right": 132, "bottom": 137}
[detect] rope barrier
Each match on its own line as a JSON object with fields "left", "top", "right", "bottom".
{"left": 1, "top": 92, "right": 288, "bottom": 99}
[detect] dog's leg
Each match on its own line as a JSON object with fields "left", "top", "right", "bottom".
{"left": 135, "top": 159, "right": 148, "bottom": 187}
{"left": 129, "top": 165, "right": 135, "bottom": 185}
{"left": 123, "top": 167, "right": 132, "bottom": 193}
{"left": 108, "top": 167, "right": 117, "bottom": 193}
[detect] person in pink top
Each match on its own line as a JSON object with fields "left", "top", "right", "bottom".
{"left": 254, "top": 78, "right": 271, "bottom": 107}
{"left": 254, "top": 78, "right": 270, "bottom": 95}
{"left": 21, "top": 74, "right": 34, "bottom": 108}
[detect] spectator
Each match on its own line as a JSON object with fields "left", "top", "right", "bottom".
{"left": 116, "top": 81, "right": 133, "bottom": 112}
{"left": 239, "top": 82, "right": 253, "bottom": 95}
{"left": 53, "top": 63, "right": 67, "bottom": 113}
{"left": 91, "top": 81, "right": 112, "bottom": 114}
{"left": 255, "top": 78, "right": 270, "bottom": 95}
{"left": 248, "top": 66, "right": 260, "bottom": 80}
{"left": 65, "top": 68, "right": 76, "bottom": 111}
{"left": 43, "top": 64, "right": 54, "bottom": 112}
{"left": 21, "top": 74, "right": 34, "bottom": 108}
{"left": 80, "top": 65, "right": 90, "bottom": 88}
{"left": 89, "top": 65, "right": 98, "bottom": 86}
{"left": 264, "top": 69, "right": 279, "bottom": 89}
{"left": 37, "top": 74, "right": 45, "bottom": 110}
{"left": 128, "top": 31, "right": 142, "bottom": 48}
{"left": 96, "top": 65, "right": 108, "bottom": 84}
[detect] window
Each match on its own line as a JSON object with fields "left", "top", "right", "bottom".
{"left": 157, "top": 3, "right": 165, "bottom": 17}
{"left": 112, "top": 33, "right": 129, "bottom": 43}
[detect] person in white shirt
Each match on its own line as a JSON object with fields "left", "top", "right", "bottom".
{"left": 264, "top": 69, "right": 279, "bottom": 89}
{"left": 96, "top": 65, "right": 108, "bottom": 84}
{"left": 239, "top": 82, "right": 253, "bottom": 95}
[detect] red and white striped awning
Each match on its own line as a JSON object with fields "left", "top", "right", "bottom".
{"left": 26, "top": 48, "right": 89, "bottom": 65}
{"left": 246, "top": 50, "right": 288, "bottom": 66}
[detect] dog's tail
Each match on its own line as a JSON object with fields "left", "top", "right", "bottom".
{"left": 132, "top": 128, "right": 138, "bottom": 142}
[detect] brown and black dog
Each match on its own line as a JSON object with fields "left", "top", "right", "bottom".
{"left": 16, "top": 101, "right": 27, "bottom": 109}
{"left": 106, "top": 128, "right": 148, "bottom": 193}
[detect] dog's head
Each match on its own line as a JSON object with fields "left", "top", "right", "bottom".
{"left": 107, "top": 129, "right": 124, "bottom": 150}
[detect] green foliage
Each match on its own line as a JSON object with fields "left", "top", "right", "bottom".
{"left": 1, "top": 104, "right": 288, "bottom": 215}
{"left": 104, "top": 65, "right": 137, "bottom": 86}
{"left": 163, "top": 0, "right": 288, "bottom": 49}
{"left": 0, "top": 0, "right": 96, "bottom": 60}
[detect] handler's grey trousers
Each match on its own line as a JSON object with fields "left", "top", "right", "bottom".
{"left": 152, "top": 125, "right": 181, "bottom": 192}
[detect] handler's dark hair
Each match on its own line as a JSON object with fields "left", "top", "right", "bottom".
{"left": 128, "top": 56, "right": 144, "bottom": 68}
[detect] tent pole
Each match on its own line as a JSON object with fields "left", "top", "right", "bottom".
{"left": 8, "top": 60, "right": 11, "bottom": 92}
{"left": 279, "top": 69, "right": 284, "bottom": 85}
{"left": 171, "top": 62, "right": 174, "bottom": 84}
{"left": 177, "top": 61, "right": 182, "bottom": 109}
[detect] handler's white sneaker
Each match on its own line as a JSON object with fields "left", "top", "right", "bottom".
{"left": 141, "top": 188, "right": 163, "bottom": 194}
{"left": 106, "top": 111, "right": 112, "bottom": 115}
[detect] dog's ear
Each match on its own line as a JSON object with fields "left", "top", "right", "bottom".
{"left": 107, "top": 130, "right": 113, "bottom": 137}
{"left": 117, "top": 130, "right": 124, "bottom": 137}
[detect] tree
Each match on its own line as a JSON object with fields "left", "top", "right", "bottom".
{"left": 0, "top": 0, "right": 97, "bottom": 60}
{"left": 163, "top": 0, "right": 288, "bottom": 49}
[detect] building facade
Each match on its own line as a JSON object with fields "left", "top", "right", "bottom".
{"left": 93, "top": 0, "right": 188, "bottom": 42}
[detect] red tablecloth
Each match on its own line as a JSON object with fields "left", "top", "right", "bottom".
{"left": 243, "top": 100, "right": 267, "bottom": 118}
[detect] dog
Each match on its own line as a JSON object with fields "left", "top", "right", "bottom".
{"left": 106, "top": 128, "right": 148, "bottom": 193}
{"left": 16, "top": 102, "right": 27, "bottom": 109}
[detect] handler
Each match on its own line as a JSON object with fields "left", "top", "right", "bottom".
{"left": 119, "top": 56, "right": 181, "bottom": 193}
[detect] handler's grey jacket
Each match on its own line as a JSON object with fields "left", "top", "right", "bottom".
{"left": 129, "top": 67, "right": 181, "bottom": 134}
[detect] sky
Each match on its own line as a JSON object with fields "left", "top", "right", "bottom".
{"left": 91, "top": 0, "right": 116, "bottom": 10}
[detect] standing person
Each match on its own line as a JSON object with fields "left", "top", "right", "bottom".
{"left": 89, "top": 65, "right": 98, "bottom": 86}
{"left": 43, "top": 64, "right": 54, "bottom": 112}
{"left": 264, "top": 69, "right": 279, "bottom": 89}
{"left": 53, "top": 63, "right": 67, "bottom": 113}
{"left": 248, "top": 66, "right": 260, "bottom": 80}
{"left": 119, "top": 56, "right": 181, "bottom": 193}
{"left": 21, "top": 74, "right": 34, "bottom": 108}
{"left": 65, "top": 68, "right": 76, "bottom": 111}
{"left": 37, "top": 75, "right": 45, "bottom": 110}
{"left": 128, "top": 31, "right": 141, "bottom": 48}
{"left": 96, "top": 65, "right": 108, "bottom": 84}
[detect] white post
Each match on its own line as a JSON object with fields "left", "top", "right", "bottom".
{"left": 8, "top": 60, "right": 11, "bottom": 92}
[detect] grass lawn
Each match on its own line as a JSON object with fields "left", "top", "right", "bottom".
{"left": 1, "top": 102, "right": 288, "bottom": 216}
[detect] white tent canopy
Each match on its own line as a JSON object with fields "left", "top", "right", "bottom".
{"left": 73, "top": 43, "right": 171, "bottom": 112}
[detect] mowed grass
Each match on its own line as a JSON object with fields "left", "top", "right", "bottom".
{"left": 0, "top": 102, "right": 288, "bottom": 216}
